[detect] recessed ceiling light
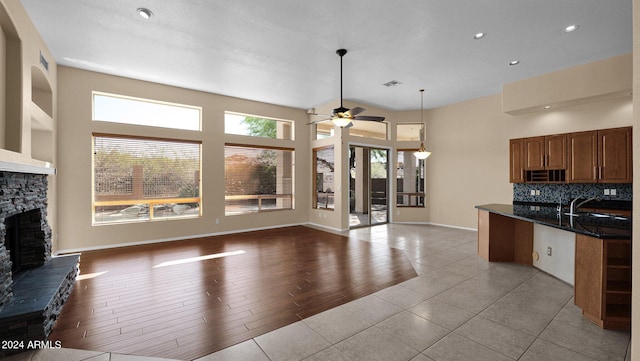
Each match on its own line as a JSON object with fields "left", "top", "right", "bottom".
{"left": 473, "top": 32, "right": 486, "bottom": 40}
{"left": 509, "top": 60, "right": 520, "bottom": 66}
{"left": 563, "top": 24, "right": 579, "bottom": 33}
{"left": 543, "top": 105, "right": 552, "bottom": 110}
{"left": 137, "top": 8, "right": 153, "bottom": 19}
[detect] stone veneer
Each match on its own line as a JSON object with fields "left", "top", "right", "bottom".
{"left": 0, "top": 171, "right": 78, "bottom": 357}
{"left": 0, "top": 172, "right": 52, "bottom": 308}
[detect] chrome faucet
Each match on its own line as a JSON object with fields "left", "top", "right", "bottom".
{"left": 569, "top": 196, "right": 601, "bottom": 217}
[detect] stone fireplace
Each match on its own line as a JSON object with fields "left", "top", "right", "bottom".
{"left": 0, "top": 170, "right": 78, "bottom": 356}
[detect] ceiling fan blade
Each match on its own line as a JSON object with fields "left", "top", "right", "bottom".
{"left": 346, "top": 107, "right": 366, "bottom": 117}
{"left": 353, "top": 115, "right": 386, "bottom": 122}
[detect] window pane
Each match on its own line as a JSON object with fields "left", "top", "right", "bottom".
{"left": 314, "top": 146, "right": 334, "bottom": 209}
{"left": 225, "top": 112, "right": 294, "bottom": 140}
{"left": 315, "top": 123, "right": 334, "bottom": 139}
{"left": 348, "top": 121, "right": 387, "bottom": 140}
{"left": 396, "top": 150, "right": 425, "bottom": 207}
{"left": 397, "top": 123, "right": 423, "bottom": 141}
{"left": 93, "top": 135, "right": 201, "bottom": 224}
{"left": 225, "top": 145, "right": 294, "bottom": 215}
{"left": 93, "top": 93, "right": 201, "bottom": 131}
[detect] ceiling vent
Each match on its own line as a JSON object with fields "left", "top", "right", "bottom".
{"left": 382, "top": 80, "right": 402, "bottom": 87}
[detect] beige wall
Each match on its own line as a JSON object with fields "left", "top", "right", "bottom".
{"left": 56, "top": 67, "right": 311, "bottom": 252}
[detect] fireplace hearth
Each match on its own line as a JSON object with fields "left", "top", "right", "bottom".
{"left": 0, "top": 171, "right": 78, "bottom": 357}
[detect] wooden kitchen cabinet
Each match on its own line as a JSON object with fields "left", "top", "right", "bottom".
{"left": 524, "top": 134, "right": 567, "bottom": 170}
{"left": 568, "top": 127, "right": 632, "bottom": 183}
{"left": 509, "top": 138, "right": 525, "bottom": 183}
{"left": 599, "top": 127, "right": 632, "bottom": 183}
{"left": 575, "top": 234, "right": 631, "bottom": 330}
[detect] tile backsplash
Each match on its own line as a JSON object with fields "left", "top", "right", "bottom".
{"left": 513, "top": 183, "right": 632, "bottom": 204}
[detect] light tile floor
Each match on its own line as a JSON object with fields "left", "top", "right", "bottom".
{"left": 4, "top": 224, "right": 632, "bottom": 361}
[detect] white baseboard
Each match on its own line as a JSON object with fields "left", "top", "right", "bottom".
{"left": 55, "top": 222, "right": 306, "bottom": 255}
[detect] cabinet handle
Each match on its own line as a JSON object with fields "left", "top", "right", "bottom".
{"left": 594, "top": 166, "right": 598, "bottom": 180}
{"left": 599, "top": 166, "right": 602, "bottom": 180}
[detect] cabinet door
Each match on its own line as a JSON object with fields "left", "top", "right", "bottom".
{"left": 545, "top": 134, "right": 567, "bottom": 169}
{"left": 568, "top": 131, "right": 598, "bottom": 183}
{"left": 524, "top": 137, "right": 545, "bottom": 170}
{"left": 509, "top": 139, "right": 525, "bottom": 183}
{"left": 599, "top": 127, "right": 632, "bottom": 183}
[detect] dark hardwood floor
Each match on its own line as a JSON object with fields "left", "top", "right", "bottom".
{"left": 49, "top": 226, "right": 417, "bottom": 360}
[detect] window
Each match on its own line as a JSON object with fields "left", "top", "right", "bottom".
{"left": 396, "top": 123, "right": 423, "bottom": 141}
{"left": 313, "top": 146, "right": 335, "bottom": 209}
{"left": 396, "top": 150, "right": 425, "bottom": 207}
{"left": 315, "top": 123, "right": 334, "bottom": 139}
{"left": 93, "top": 92, "right": 201, "bottom": 131}
{"left": 93, "top": 134, "right": 201, "bottom": 224}
{"left": 225, "top": 112, "right": 294, "bottom": 140}
{"left": 225, "top": 145, "right": 294, "bottom": 215}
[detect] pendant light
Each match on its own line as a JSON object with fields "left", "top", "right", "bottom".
{"left": 414, "top": 89, "right": 431, "bottom": 159}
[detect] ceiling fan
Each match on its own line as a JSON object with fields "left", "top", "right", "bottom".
{"left": 308, "top": 49, "right": 385, "bottom": 128}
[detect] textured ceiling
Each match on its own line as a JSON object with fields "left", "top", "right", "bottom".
{"left": 21, "top": 0, "right": 632, "bottom": 111}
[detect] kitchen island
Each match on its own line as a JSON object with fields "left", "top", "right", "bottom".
{"left": 476, "top": 203, "right": 631, "bottom": 330}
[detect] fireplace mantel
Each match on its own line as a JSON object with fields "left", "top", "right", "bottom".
{"left": 0, "top": 149, "right": 55, "bottom": 175}
{"left": 0, "top": 161, "right": 56, "bottom": 175}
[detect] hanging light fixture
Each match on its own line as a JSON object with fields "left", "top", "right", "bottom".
{"left": 414, "top": 89, "right": 431, "bottom": 159}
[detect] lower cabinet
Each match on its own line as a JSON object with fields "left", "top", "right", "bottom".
{"left": 574, "top": 234, "right": 631, "bottom": 330}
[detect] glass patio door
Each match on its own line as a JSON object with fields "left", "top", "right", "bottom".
{"left": 349, "top": 146, "right": 389, "bottom": 228}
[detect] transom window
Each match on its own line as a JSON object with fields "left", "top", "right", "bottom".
{"left": 224, "top": 112, "right": 294, "bottom": 140}
{"left": 92, "top": 134, "right": 202, "bottom": 224}
{"left": 93, "top": 92, "right": 201, "bottom": 131}
{"left": 225, "top": 144, "right": 294, "bottom": 215}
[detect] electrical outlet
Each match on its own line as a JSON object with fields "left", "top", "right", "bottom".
{"left": 535, "top": 190, "right": 540, "bottom": 196}
{"left": 604, "top": 189, "right": 610, "bottom": 196}
{"left": 547, "top": 247, "right": 552, "bottom": 256}
{"left": 530, "top": 190, "right": 536, "bottom": 196}
{"left": 611, "top": 189, "right": 617, "bottom": 196}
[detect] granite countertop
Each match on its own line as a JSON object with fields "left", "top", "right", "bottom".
{"left": 476, "top": 203, "right": 632, "bottom": 239}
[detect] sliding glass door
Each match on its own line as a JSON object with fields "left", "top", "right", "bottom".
{"left": 349, "top": 146, "right": 389, "bottom": 228}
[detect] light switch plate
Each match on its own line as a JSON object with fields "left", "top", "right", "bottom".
{"left": 604, "top": 189, "right": 610, "bottom": 196}
{"left": 611, "top": 189, "right": 617, "bottom": 196}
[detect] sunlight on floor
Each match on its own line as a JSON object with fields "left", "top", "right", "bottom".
{"left": 76, "top": 271, "right": 108, "bottom": 280}
{"left": 153, "top": 250, "right": 246, "bottom": 268}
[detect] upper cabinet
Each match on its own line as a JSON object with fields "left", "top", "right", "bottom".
{"left": 524, "top": 135, "right": 567, "bottom": 171}
{"left": 509, "top": 139, "right": 525, "bottom": 183}
{"left": 599, "top": 127, "right": 633, "bottom": 183}
{"left": 511, "top": 126, "right": 632, "bottom": 184}
{"left": 568, "top": 127, "right": 632, "bottom": 183}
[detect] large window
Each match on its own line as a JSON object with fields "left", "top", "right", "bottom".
{"left": 396, "top": 150, "right": 425, "bottom": 207}
{"left": 225, "top": 145, "right": 294, "bottom": 215}
{"left": 224, "top": 112, "right": 294, "bottom": 140}
{"left": 313, "top": 146, "right": 335, "bottom": 209}
{"left": 93, "top": 134, "right": 201, "bottom": 224}
{"left": 93, "top": 92, "right": 201, "bottom": 131}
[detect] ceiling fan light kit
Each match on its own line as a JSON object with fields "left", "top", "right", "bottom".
{"left": 413, "top": 89, "right": 431, "bottom": 160}
{"left": 308, "top": 49, "right": 385, "bottom": 128}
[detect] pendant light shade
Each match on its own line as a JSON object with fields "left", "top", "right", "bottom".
{"left": 414, "top": 89, "right": 431, "bottom": 159}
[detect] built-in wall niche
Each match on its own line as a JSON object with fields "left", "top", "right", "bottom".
{"left": 0, "top": 8, "right": 22, "bottom": 153}
{"left": 31, "top": 65, "right": 52, "bottom": 118}
{"left": 30, "top": 65, "right": 53, "bottom": 163}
